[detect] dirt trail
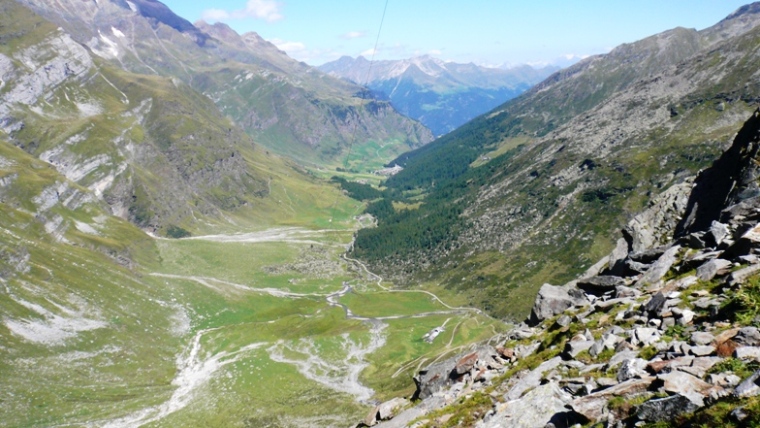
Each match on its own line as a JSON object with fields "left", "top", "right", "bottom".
{"left": 181, "top": 227, "right": 344, "bottom": 245}
{"left": 343, "top": 254, "right": 486, "bottom": 315}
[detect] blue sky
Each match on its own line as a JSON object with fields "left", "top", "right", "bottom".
{"left": 160, "top": 0, "right": 754, "bottom": 66}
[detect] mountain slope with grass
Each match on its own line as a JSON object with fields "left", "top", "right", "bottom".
{"left": 319, "top": 55, "right": 557, "bottom": 136}
{"left": 15, "top": 0, "right": 433, "bottom": 168}
{"left": 351, "top": 3, "right": 760, "bottom": 320}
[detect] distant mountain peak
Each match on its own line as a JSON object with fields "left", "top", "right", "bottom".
{"left": 724, "top": 1, "right": 760, "bottom": 21}
{"left": 319, "top": 55, "right": 557, "bottom": 135}
{"left": 126, "top": 0, "right": 209, "bottom": 45}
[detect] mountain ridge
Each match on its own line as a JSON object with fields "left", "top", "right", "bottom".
{"left": 14, "top": 0, "right": 433, "bottom": 167}
{"left": 319, "top": 55, "right": 556, "bottom": 136}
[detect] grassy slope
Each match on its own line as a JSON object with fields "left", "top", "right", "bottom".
{"left": 0, "top": 127, "right": 503, "bottom": 426}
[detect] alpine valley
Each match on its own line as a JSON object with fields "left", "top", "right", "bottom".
{"left": 318, "top": 56, "right": 557, "bottom": 137}
{"left": 3, "top": 1, "right": 760, "bottom": 428}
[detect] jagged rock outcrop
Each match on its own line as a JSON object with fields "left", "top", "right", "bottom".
{"left": 367, "top": 109, "right": 760, "bottom": 428}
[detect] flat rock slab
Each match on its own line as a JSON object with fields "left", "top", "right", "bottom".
{"left": 482, "top": 382, "right": 576, "bottom": 428}
{"left": 577, "top": 276, "right": 626, "bottom": 295}
{"left": 504, "top": 356, "right": 563, "bottom": 401}
{"left": 691, "top": 332, "right": 716, "bottom": 346}
{"left": 658, "top": 370, "right": 721, "bottom": 405}
{"left": 568, "top": 377, "right": 654, "bottom": 422}
{"left": 689, "top": 345, "right": 716, "bottom": 357}
{"left": 697, "top": 258, "right": 732, "bottom": 281}
{"left": 646, "top": 356, "right": 694, "bottom": 374}
{"left": 728, "top": 264, "right": 760, "bottom": 286}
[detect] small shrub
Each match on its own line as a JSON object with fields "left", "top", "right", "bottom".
{"left": 166, "top": 225, "right": 191, "bottom": 239}
{"left": 729, "top": 276, "right": 760, "bottom": 324}
{"left": 639, "top": 345, "right": 659, "bottom": 361}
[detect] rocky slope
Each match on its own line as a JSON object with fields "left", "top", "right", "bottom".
{"left": 14, "top": 0, "right": 433, "bottom": 167}
{"left": 360, "top": 108, "right": 760, "bottom": 428}
{"left": 319, "top": 55, "right": 556, "bottom": 136}
{"left": 0, "top": 0, "right": 274, "bottom": 233}
{"left": 352, "top": 2, "right": 760, "bottom": 319}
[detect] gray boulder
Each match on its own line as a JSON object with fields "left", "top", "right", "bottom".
{"left": 735, "top": 370, "right": 760, "bottom": 398}
{"left": 708, "top": 221, "right": 730, "bottom": 247}
{"left": 735, "top": 327, "right": 760, "bottom": 346}
{"left": 691, "top": 331, "right": 716, "bottom": 346}
{"left": 634, "top": 246, "right": 681, "bottom": 288}
{"left": 636, "top": 394, "right": 701, "bottom": 422}
{"left": 728, "top": 264, "right": 760, "bottom": 286}
{"left": 735, "top": 346, "right": 760, "bottom": 361}
{"left": 696, "top": 258, "right": 732, "bottom": 281}
{"left": 642, "top": 292, "right": 666, "bottom": 316}
{"left": 529, "top": 283, "right": 587, "bottom": 325}
{"left": 617, "top": 358, "right": 648, "bottom": 382}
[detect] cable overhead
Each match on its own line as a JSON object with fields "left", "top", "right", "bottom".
{"left": 331, "top": 0, "right": 390, "bottom": 222}
{"left": 343, "top": 0, "right": 390, "bottom": 170}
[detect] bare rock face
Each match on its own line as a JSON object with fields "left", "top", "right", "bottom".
{"left": 0, "top": 31, "right": 93, "bottom": 133}
{"left": 678, "top": 109, "right": 760, "bottom": 236}
{"left": 625, "top": 182, "right": 693, "bottom": 253}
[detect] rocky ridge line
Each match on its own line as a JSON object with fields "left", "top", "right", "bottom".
{"left": 360, "top": 110, "right": 760, "bottom": 427}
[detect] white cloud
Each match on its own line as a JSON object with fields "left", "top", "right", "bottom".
{"left": 201, "top": 8, "right": 230, "bottom": 21}
{"left": 340, "top": 31, "right": 366, "bottom": 40}
{"left": 241, "top": 0, "right": 283, "bottom": 22}
{"left": 428, "top": 49, "right": 442, "bottom": 56}
{"left": 271, "top": 39, "right": 307, "bottom": 54}
{"left": 360, "top": 48, "right": 377, "bottom": 57}
{"left": 201, "top": 0, "right": 283, "bottom": 23}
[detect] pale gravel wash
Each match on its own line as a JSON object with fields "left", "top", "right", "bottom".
{"left": 98, "top": 328, "right": 264, "bottom": 428}
{"left": 177, "top": 227, "right": 345, "bottom": 246}
{"left": 267, "top": 321, "right": 387, "bottom": 403}
{"left": 4, "top": 295, "right": 107, "bottom": 346}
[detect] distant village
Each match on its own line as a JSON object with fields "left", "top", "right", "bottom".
{"left": 375, "top": 164, "right": 403, "bottom": 176}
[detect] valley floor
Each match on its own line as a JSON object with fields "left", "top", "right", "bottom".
{"left": 0, "top": 222, "right": 503, "bottom": 428}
